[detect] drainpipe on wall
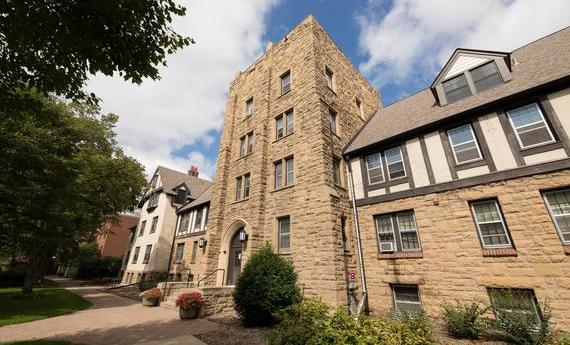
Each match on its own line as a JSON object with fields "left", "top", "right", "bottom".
{"left": 345, "top": 158, "right": 368, "bottom": 315}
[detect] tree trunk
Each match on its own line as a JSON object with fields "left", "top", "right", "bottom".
{"left": 22, "top": 248, "right": 45, "bottom": 294}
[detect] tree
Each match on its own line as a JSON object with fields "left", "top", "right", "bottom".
{"left": 0, "top": 0, "right": 193, "bottom": 102}
{"left": 0, "top": 89, "right": 148, "bottom": 293}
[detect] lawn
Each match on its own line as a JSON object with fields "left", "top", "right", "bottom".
{"left": 0, "top": 288, "right": 91, "bottom": 327}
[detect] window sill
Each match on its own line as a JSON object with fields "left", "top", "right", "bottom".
{"left": 520, "top": 141, "right": 563, "bottom": 156}
{"left": 333, "top": 183, "right": 346, "bottom": 191}
{"left": 277, "top": 90, "right": 291, "bottom": 100}
{"left": 482, "top": 248, "right": 517, "bottom": 257}
{"left": 177, "top": 230, "right": 206, "bottom": 239}
{"left": 273, "top": 131, "right": 295, "bottom": 143}
{"left": 278, "top": 251, "right": 291, "bottom": 256}
{"left": 377, "top": 252, "right": 423, "bottom": 260}
{"left": 564, "top": 245, "right": 570, "bottom": 255}
{"left": 271, "top": 185, "right": 295, "bottom": 193}
{"left": 236, "top": 153, "right": 253, "bottom": 161}
{"left": 241, "top": 115, "right": 253, "bottom": 123}
{"left": 231, "top": 198, "right": 250, "bottom": 205}
{"left": 454, "top": 158, "right": 487, "bottom": 171}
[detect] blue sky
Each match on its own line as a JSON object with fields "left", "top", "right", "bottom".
{"left": 88, "top": 0, "right": 570, "bottom": 179}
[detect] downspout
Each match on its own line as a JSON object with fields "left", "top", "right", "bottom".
{"left": 164, "top": 204, "right": 181, "bottom": 297}
{"left": 345, "top": 158, "right": 368, "bottom": 315}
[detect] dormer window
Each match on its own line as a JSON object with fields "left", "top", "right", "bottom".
{"left": 471, "top": 62, "right": 502, "bottom": 93}
{"left": 443, "top": 74, "right": 471, "bottom": 104}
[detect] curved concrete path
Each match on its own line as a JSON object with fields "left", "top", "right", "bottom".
{"left": 0, "top": 282, "right": 219, "bottom": 345}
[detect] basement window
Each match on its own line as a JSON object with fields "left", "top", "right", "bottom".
{"left": 488, "top": 288, "right": 542, "bottom": 326}
{"left": 392, "top": 285, "right": 422, "bottom": 312}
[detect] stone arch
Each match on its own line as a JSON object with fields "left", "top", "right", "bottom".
{"left": 216, "top": 219, "right": 250, "bottom": 285}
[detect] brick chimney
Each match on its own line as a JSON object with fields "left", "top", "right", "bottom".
{"left": 188, "top": 165, "right": 199, "bottom": 177}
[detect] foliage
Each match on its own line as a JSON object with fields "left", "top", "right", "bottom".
{"left": 175, "top": 291, "right": 204, "bottom": 310}
{"left": 442, "top": 300, "right": 491, "bottom": 339}
{"left": 0, "top": 267, "right": 26, "bottom": 287}
{"left": 76, "top": 256, "right": 122, "bottom": 280}
{"left": 141, "top": 288, "right": 163, "bottom": 300}
{"left": 0, "top": 89, "right": 147, "bottom": 293}
{"left": 0, "top": 287, "right": 91, "bottom": 327}
{"left": 267, "top": 299, "right": 436, "bottom": 345}
{"left": 233, "top": 244, "right": 301, "bottom": 326}
{"left": 0, "top": 0, "right": 193, "bottom": 102}
{"left": 553, "top": 336, "right": 570, "bottom": 345}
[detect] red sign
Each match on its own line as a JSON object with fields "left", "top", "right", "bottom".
{"left": 349, "top": 271, "right": 356, "bottom": 282}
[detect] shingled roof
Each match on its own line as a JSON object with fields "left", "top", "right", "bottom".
{"left": 345, "top": 26, "right": 570, "bottom": 155}
{"left": 177, "top": 186, "right": 211, "bottom": 213}
{"left": 155, "top": 166, "right": 211, "bottom": 198}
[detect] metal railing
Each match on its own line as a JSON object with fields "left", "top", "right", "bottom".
{"left": 197, "top": 268, "right": 225, "bottom": 287}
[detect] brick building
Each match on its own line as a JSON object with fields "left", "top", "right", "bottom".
{"left": 96, "top": 214, "right": 139, "bottom": 258}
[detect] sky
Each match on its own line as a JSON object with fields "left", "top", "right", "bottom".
{"left": 87, "top": 0, "right": 570, "bottom": 180}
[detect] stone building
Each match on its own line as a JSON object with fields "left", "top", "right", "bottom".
{"left": 344, "top": 27, "right": 570, "bottom": 329}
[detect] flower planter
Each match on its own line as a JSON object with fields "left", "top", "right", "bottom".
{"left": 179, "top": 306, "right": 200, "bottom": 320}
{"left": 142, "top": 297, "right": 159, "bottom": 307}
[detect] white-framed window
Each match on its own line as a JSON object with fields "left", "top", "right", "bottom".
{"left": 365, "top": 153, "right": 384, "bottom": 185}
{"left": 194, "top": 208, "right": 203, "bottom": 231}
{"left": 328, "top": 108, "right": 337, "bottom": 135}
{"left": 245, "top": 97, "right": 254, "bottom": 118}
{"left": 507, "top": 103, "right": 555, "bottom": 149}
{"left": 470, "top": 200, "right": 512, "bottom": 248}
{"left": 246, "top": 132, "right": 253, "bottom": 154}
{"left": 174, "top": 243, "right": 184, "bottom": 263}
{"left": 385, "top": 146, "right": 406, "bottom": 180}
{"left": 178, "top": 213, "right": 190, "bottom": 235}
{"left": 276, "top": 115, "right": 284, "bottom": 139}
{"left": 281, "top": 70, "right": 291, "bottom": 94}
{"left": 333, "top": 157, "right": 341, "bottom": 185}
{"left": 285, "top": 110, "right": 294, "bottom": 134}
{"left": 274, "top": 157, "right": 294, "bottom": 189}
{"left": 239, "top": 136, "right": 246, "bottom": 157}
{"left": 235, "top": 176, "right": 242, "bottom": 201}
{"left": 488, "top": 288, "right": 542, "bottom": 326}
{"left": 278, "top": 216, "right": 291, "bottom": 252}
{"left": 392, "top": 285, "right": 422, "bottom": 312}
{"left": 276, "top": 110, "right": 293, "bottom": 139}
{"left": 274, "top": 161, "right": 283, "bottom": 189}
{"left": 243, "top": 173, "right": 251, "bottom": 199}
{"left": 142, "top": 244, "right": 152, "bottom": 264}
{"left": 285, "top": 157, "right": 294, "bottom": 186}
{"left": 325, "top": 67, "right": 334, "bottom": 90}
{"left": 149, "top": 216, "right": 158, "bottom": 233}
{"left": 447, "top": 124, "right": 483, "bottom": 164}
{"left": 375, "top": 211, "right": 421, "bottom": 253}
{"left": 543, "top": 189, "right": 570, "bottom": 244}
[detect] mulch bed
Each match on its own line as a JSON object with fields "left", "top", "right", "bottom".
{"left": 195, "top": 312, "right": 268, "bottom": 345}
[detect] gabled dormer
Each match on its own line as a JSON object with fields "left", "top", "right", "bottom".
{"left": 431, "top": 49, "right": 512, "bottom": 106}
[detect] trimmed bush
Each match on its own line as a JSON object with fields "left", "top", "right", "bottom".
{"left": 442, "top": 301, "right": 490, "bottom": 339}
{"left": 0, "top": 268, "right": 25, "bottom": 287}
{"left": 233, "top": 244, "right": 301, "bottom": 326}
{"left": 76, "top": 256, "right": 121, "bottom": 280}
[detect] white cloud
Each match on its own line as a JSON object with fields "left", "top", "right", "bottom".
{"left": 87, "top": 0, "right": 279, "bottom": 179}
{"left": 357, "top": 0, "right": 570, "bottom": 91}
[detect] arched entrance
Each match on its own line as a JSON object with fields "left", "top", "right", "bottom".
{"left": 226, "top": 228, "right": 243, "bottom": 285}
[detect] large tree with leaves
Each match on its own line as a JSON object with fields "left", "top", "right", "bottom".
{"left": 0, "top": 0, "right": 193, "bottom": 102}
{"left": 0, "top": 90, "right": 148, "bottom": 293}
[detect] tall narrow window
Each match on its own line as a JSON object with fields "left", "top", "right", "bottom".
{"left": 285, "top": 157, "right": 294, "bottom": 186}
{"left": 471, "top": 62, "right": 502, "bottom": 93}
{"left": 142, "top": 244, "right": 152, "bottom": 264}
{"left": 443, "top": 74, "right": 471, "bottom": 104}
{"left": 375, "top": 211, "right": 421, "bottom": 253}
{"left": 471, "top": 200, "right": 512, "bottom": 248}
{"left": 239, "top": 136, "right": 246, "bottom": 157}
{"left": 356, "top": 98, "right": 363, "bottom": 118}
{"left": 385, "top": 147, "right": 406, "bottom": 180}
{"left": 543, "top": 189, "right": 570, "bottom": 244}
{"left": 365, "top": 153, "right": 384, "bottom": 184}
{"left": 147, "top": 192, "right": 159, "bottom": 208}
{"left": 243, "top": 174, "right": 251, "bottom": 199}
{"left": 274, "top": 161, "right": 283, "bottom": 189}
{"left": 191, "top": 241, "right": 198, "bottom": 263}
{"left": 285, "top": 110, "right": 294, "bottom": 134}
{"left": 178, "top": 213, "right": 190, "bottom": 235}
{"left": 131, "top": 246, "right": 140, "bottom": 264}
{"left": 245, "top": 97, "right": 254, "bottom": 118}
{"left": 333, "top": 157, "right": 341, "bottom": 185}
{"left": 278, "top": 217, "right": 291, "bottom": 252}
{"left": 448, "top": 124, "right": 482, "bottom": 164}
{"left": 325, "top": 67, "right": 334, "bottom": 90}
{"left": 138, "top": 220, "right": 146, "bottom": 236}
{"left": 194, "top": 208, "right": 203, "bottom": 231}
{"left": 507, "top": 103, "right": 555, "bottom": 149}
{"left": 392, "top": 285, "right": 422, "bottom": 312}
{"left": 281, "top": 71, "right": 291, "bottom": 94}
{"left": 276, "top": 115, "right": 284, "bottom": 139}
{"left": 488, "top": 288, "right": 541, "bottom": 326}
{"left": 149, "top": 216, "right": 158, "bottom": 233}
{"left": 235, "top": 176, "right": 242, "bottom": 201}
{"left": 246, "top": 132, "right": 254, "bottom": 154}
{"left": 174, "top": 243, "right": 184, "bottom": 263}
{"left": 328, "top": 108, "right": 337, "bottom": 135}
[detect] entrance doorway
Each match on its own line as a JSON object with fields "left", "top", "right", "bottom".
{"left": 226, "top": 229, "right": 243, "bottom": 285}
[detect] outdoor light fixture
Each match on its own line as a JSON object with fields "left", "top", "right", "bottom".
{"left": 239, "top": 228, "right": 248, "bottom": 242}
{"left": 198, "top": 237, "right": 207, "bottom": 248}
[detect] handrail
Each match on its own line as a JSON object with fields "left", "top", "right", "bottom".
{"left": 197, "top": 268, "right": 225, "bottom": 287}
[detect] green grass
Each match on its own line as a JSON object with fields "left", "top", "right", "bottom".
{"left": 0, "top": 288, "right": 91, "bottom": 327}
{"left": 1, "top": 341, "right": 84, "bottom": 345}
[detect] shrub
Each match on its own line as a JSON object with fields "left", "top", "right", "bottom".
{"left": 233, "top": 244, "right": 301, "bottom": 326}
{"left": 442, "top": 301, "right": 490, "bottom": 339}
{"left": 140, "top": 288, "right": 162, "bottom": 300}
{"left": 554, "top": 337, "right": 570, "bottom": 345}
{"left": 76, "top": 256, "right": 122, "bottom": 280}
{"left": 267, "top": 299, "right": 436, "bottom": 345}
{"left": 176, "top": 291, "right": 204, "bottom": 310}
{"left": 0, "top": 267, "right": 25, "bottom": 287}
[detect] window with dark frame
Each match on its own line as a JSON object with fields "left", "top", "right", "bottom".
{"left": 385, "top": 146, "right": 406, "bottom": 180}
{"left": 443, "top": 73, "right": 472, "bottom": 104}
{"left": 239, "top": 136, "right": 246, "bottom": 157}
{"left": 365, "top": 153, "right": 384, "bottom": 184}
{"left": 235, "top": 176, "right": 242, "bottom": 201}
{"left": 191, "top": 241, "right": 198, "bottom": 263}
{"left": 174, "top": 243, "right": 184, "bottom": 263}
{"left": 142, "top": 244, "right": 152, "bottom": 264}
{"left": 392, "top": 285, "right": 422, "bottom": 312}
{"left": 375, "top": 211, "right": 421, "bottom": 253}
{"left": 243, "top": 174, "right": 251, "bottom": 199}
{"left": 131, "top": 246, "right": 140, "bottom": 264}
{"left": 178, "top": 213, "right": 190, "bottom": 235}
{"left": 470, "top": 199, "right": 512, "bottom": 248}
{"left": 147, "top": 192, "right": 159, "bottom": 208}
{"left": 507, "top": 103, "right": 555, "bottom": 149}
{"left": 281, "top": 70, "right": 291, "bottom": 94}
{"left": 278, "top": 216, "right": 291, "bottom": 252}
{"left": 543, "top": 189, "right": 570, "bottom": 244}
{"left": 447, "top": 124, "right": 483, "bottom": 164}
{"left": 138, "top": 220, "right": 146, "bottom": 237}
{"left": 194, "top": 208, "right": 203, "bottom": 231}
{"left": 245, "top": 97, "right": 254, "bottom": 118}
{"left": 325, "top": 67, "right": 334, "bottom": 90}
{"left": 149, "top": 216, "right": 158, "bottom": 233}
{"left": 471, "top": 62, "right": 502, "bottom": 93}
{"left": 328, "top": 108, "right": 337, "bottom": 135}
{"left": 333, "top": 157, "right": 342, "bottom": 185}
{"left": 488, "top": 288, "right": 542, "bottom": 326}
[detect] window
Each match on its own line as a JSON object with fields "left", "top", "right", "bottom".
{"left": 178, "top": 213, "right": 190, "bottom": 235}
{"left": 443, "top": 74, "right": 471, "bottom": 104}
{"left": 142, "top": 244, "right": 152, "bottom": 264}
{"left": 281, "top": 71, "right": 291, "bottom": 94}
{"left": 239, "top": 132, "right": 253, "bottom": 157}
{"left": 488, "top": 288, "right": 541, "bottom": 326}
{"left": 131, "top": 246, "right": 140, "bottom": 264}
{"left": 276, "top": 110, "right": 293, "bottom": 139}
{"left": 543, "top": 189, "right": 570, "bottom": 244}
{"left": 275, "top": 157, "right": 294, "bottom": 189}
{"left": 138, "top": 221, "right": 146, "bottom": 237}
{"left": 333, "top": 157, "right": 341, "bottom": 185}
{"left": 246, "top": 132, "right": 254, "bottom": 154}
{"left": 276, "top": 115, "right": 284, "bottom": 139}
{"left": 149, "top": 216, "right": 158, "bottom": 233}
{"left": 147, "top": 192, "right": 159, "bottom": 208}
{"left": 328, "top": 108, "right": 337, "bottom": 135}
{"left": 471, "top": 62, "right": 502, "bottom": 93}
{"left": 174, "top": 243, "right": 184, "bottom": 263}
{"left": 365, "top": 153, "right": 384, "bottom": 184}
{"left": 243, "top": 174, "right": 251, "bottom": 199}
{"left": 285, "top": 110, "right": 294, "bottom": 134}
{"left": 235, "top": 176, "right": 242, "bottom": 201}
{"left": 375, "top": 211, "right": 421, "bottom": 253}
{"left": 356, "top": 98, "right": 363, "bottom": 118}
{"left": 507, "top": 103, "right": 555, "bottom": 149}
{"left": 325, "top": 67, "right": 334, "bottom": 90}
{"left": 285, "top": 157, "right": 294, "bottom": 186}
{"left": 245, "top": 97, "right": 254, "bottom": 118}
{"left": 385, "top": 146, "right": 406, "bottom": 180}
{"left": 470, "top": 200, "right": 512, "bottom": 248}
{"left": 191, "top": 241, "right": 198, "bottom": 263}
{"left": 203, "top": 206, "right": 209, "bottom": 231}
{"left": 392, "top": 285, "right": 422, "bottom": 312}
{"left": 239, "top": 136, "right": 246, "bottom": 157}
{"left": 194, "top": 208, "right": 203, "bottom": 231}
{"left": 274, "top": 161, "right": 283, "bottom": 189}
{"left": 447, "top": 124, "right": 483, "bottom": 164}
{"left": 278, "top": 217, "right": 291, "bottom": 252}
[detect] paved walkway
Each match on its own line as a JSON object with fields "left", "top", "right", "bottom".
{"left": 0, "top": 280, "right": 220, "bottom": 345}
